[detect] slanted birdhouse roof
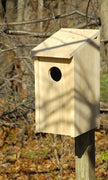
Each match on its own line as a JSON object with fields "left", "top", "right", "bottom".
{"left": 31, "top": 28, "right": 99, "bottom": 59}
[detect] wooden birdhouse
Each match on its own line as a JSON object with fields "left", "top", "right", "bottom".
{"left": 31, "top": 28, "right": 100, "bottom": 137}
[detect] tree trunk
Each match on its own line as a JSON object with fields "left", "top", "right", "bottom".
{"left": 58, "top": 0, "right": 62, "bottom": 27}
{"left": 100, "top": 0, "right": 108, "bottom": 69}
{"left": 17, "top": 0, "right": 25, "bottom": 22}
{"left": 16, "top": 0, "right": 27, "bottom": 96}
{"left": 67, "top": 0, "right": 71, "bottom": 12}
{"left": 38, "top": 0, "right": 43, "bottom": 32}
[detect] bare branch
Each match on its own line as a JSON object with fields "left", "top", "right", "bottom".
{"left": 101, "top": 39, "right": 108, "bottom": 43}
{"left": 4, "top": 30, "right": 54, "bottom": 37}
{"left": 74, "top": 20, "right": 99, "bottom": 28}
{"left": 0, "top": 72, "right": 25, "bottom": 90}
{"left": 2, "top": 20, "right": 99, "bottom": 39}
{"left": 0, "top": 10, "right": 95, "bottom": 26}
{"left": 0, "top": 101, "right": 35, "bottom": 118}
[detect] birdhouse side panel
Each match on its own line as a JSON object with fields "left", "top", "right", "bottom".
{"left": 74, "top": 37, "right": 100, "bottom": 137}
{"left": 34, "top": 59, "right": 40, "bottom": 133}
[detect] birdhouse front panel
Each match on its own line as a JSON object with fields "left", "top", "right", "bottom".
{"left": 35, "top": 57, "right": 75, "bottom": 136}
{"left": 32, "top": 28, "right": 100, "bottom": 137}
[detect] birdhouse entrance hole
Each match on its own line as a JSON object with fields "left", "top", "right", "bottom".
{"left": 49, "top": 67, "right": 62, "bottom": 82}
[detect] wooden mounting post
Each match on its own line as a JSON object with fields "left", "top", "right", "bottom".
{"left": 75, "top": 130, "right": 95, "bottom": 180}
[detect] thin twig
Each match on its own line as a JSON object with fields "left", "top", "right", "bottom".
{"left": 53, "top": 135, "right": 60, "bottom": 167}
{"left": 0, "top": 121, "right": 25, "bottom": 127}
{"left": 15, "top": 57, "right": 34, "bottom": 75}
{"left": 0, "top": 44, "right": 36, "bottom": 54}
{"left": 86, "top": 0, "right": 91, "bottom": 26}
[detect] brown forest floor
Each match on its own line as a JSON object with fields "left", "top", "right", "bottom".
{"left": 0, "top": 113, "right": 108, "bottom": 180}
